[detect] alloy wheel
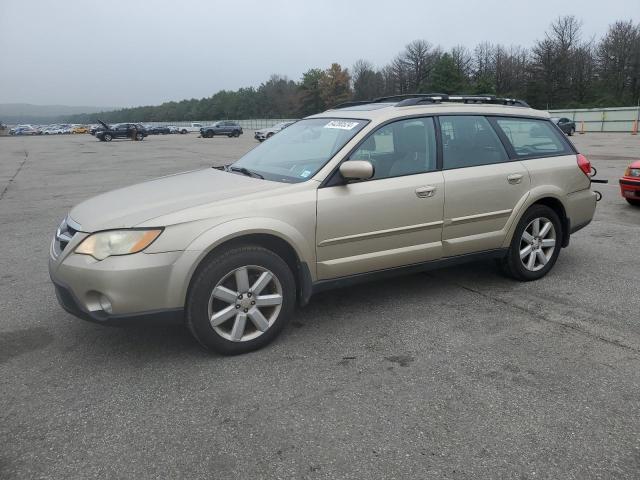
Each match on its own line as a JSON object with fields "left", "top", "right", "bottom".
{"left": 519, "top": 217, "right": 556, "bottom": 272}
{"left": 207, "top": 265, "right": 283, "bottom": 342}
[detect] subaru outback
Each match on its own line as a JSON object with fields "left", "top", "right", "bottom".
{"left": 49, "top": 94, "right": 598, "bottom": 355}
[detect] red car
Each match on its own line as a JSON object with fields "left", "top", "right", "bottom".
{"left": 620, "top": 160, "right": 640, "bottom": 206}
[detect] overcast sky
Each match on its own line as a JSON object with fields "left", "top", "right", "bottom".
{"left": 0, "top": 0, "right": 636, "bottom": 108}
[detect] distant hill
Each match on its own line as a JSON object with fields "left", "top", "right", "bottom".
{"left": 0, "top": 103, "right": 117, "bottom": 124}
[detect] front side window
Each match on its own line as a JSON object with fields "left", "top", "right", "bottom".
{"left": 232, "top": 118, "right": 367, "bottom": 183}
{"left": 494, "top": 117, "right": 572, "bottom": 158}
{"left": 440, "top": 116, "right": 508, "bottom": 169}
{"left": 350, "top": 117, "right": 437, "bottom": 179}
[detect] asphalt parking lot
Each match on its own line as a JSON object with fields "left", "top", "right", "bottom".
{"left": 1, "top": 131, "right": 639, "bottom": 479}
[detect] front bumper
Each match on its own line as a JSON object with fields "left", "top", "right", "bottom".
{"left": 49, "top": 241, "right": 186, "bottom": 324}
{"left": 620, "top": 177, "right": 640, "bottom": 199}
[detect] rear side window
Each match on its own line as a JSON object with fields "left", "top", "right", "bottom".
{"left": 493, "top": 117, "right": 572, "bottom": 158}
{"left": 439, "top": 116, "right": 508, "bottom": 169}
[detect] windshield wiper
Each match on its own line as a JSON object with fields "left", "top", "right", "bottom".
{"left": 229, "top": 166, "right": 264, "bottom": 179}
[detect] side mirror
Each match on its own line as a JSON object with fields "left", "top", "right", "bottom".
{"left": 339, "top": 160, "right": 374, "bottom": 181}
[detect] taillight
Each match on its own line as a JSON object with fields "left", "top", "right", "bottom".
{"left": 577, "top": 154, "right": 591, "bottom": 177}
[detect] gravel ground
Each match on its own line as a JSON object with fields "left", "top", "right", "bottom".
{"left": 1, "top": 131, "right": 639, "bottom": 479}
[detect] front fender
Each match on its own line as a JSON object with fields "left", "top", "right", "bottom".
{"left": 164, "top": 218, "right": 316, "bottom": 309}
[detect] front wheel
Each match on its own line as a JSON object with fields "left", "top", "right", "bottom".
{"left": 103, "top": 134, "right": 112, "bottom": 142}
{"left": 499, "top": 204, "right": 562, "bottom": 281}
{"left": 181, "top": 129, "right": 188, "bottom": 134}
{"left": 186, "top": 245, "right": 296, "bottom": 355}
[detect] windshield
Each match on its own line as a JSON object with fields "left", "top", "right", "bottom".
{"left": 232, "top": 118, "right": 367, "bottom": 183}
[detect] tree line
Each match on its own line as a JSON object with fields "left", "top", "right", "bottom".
{"left": 67, "top": 16, "right": 640, "bottom": 123}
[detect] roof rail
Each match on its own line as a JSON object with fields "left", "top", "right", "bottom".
{"left": 332, "top": 93, "right": 529, "bottom": 109}
{"left": 331, "top": 100, "right": 374, "bottom": 109}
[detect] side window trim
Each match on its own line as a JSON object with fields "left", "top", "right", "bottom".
{"left": 486, "top": 116, "right": 519, "bottom": 160}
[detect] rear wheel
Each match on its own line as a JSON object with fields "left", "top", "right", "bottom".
{"left": 206, "top": 131, "right": 214, "bottom": 138}
{"left": 500, "top": 204, "right": 562, "bottom": 281}
{"left": 186, "top": 245, "right": 295, "bottom": 355}
{"left": 181, "top": 129, "right": 188, "bottom": 134}
{"left": 626, "top": 198, "right": 640, "bottom": 207}
{"left": 136, "top": 133, "right": 144, "bottom": 141}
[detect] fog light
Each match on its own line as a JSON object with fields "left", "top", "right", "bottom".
{"left": 99, "top": 295, "right": 113, "bottom": 314}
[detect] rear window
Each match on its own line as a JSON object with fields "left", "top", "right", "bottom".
{"left": 494, "top": 117, "right": 572, "bottom": 158}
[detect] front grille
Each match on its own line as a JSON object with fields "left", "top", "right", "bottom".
{"left": 54, "top": 217, "right": 81, "bottom": 257}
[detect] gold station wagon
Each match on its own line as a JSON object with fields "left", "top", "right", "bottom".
{"left": 49, "top": 94, "right": 598, "bottom": 354}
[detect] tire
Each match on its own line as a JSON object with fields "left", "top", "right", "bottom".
{"left": 499, "top": 204, "right": 562, "bottom": 281}
{"left": 227, "top": 133, "right": 233, "bottom": 138}
{"left": 181, "top": 129, "right": 188, "bottom": 134}
{"left": 626, "top": 198, "right": 640, "bottom": 207}
{"left": 103, "top": 134, "right": 112, "bottom": 142}
{"left": 568, "top": 128, "right": 574, "bottom": 136}
{"left": 186, "top": 245, "right": 296, "bottom": 355}
{"left": 234, "top": 131, "right": 241, "bottom": 137}
{"left": 266, "top": 132, "right": 274, "bottom": 139}
{"left": 206, "top": 131, "right": 214, "bottom": 138}
{"left": 136, "top": 133, "right": 144, "bottom": 141}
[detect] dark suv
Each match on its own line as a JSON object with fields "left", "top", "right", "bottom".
{"left": 200, "top": 121, "right": 243, "bottom": 138}
{"left": 95, "top": 121, "right": 147, "bottom": 141}
{"left": 551, "top": 117, "right": 576, "bottom": 136}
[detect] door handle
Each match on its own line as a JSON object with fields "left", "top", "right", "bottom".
{"left": 415, "top": 186, "right": 436, "bottom": 198}
{"left": 507, "top": 174, "right": 523, "bottom": 184}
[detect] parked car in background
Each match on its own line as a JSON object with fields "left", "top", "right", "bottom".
{"left": 89, "top": 124, "right": 104, "bottom": 135}
{"left": 72, "top": 125, "right": 89, "bottom": 134}
{"left": 200, "top": 121, "right": 243, "bottom": 138}
{"left": 551, "top": 117, "right": 576, "bottom": 136}
{"left": 254, "top": 121, "right": 296, "bottom": 142}
{"left": 95, "top": 121, "right": 147, "bottom": 141}
{"left": 619, "top": 160, "right": 640, "bottom": 206}
{"left": 178, "top": 123, "right": 203, "bottom": 134}
{"left": 10, "top": 125, "right": 40, "bottom": 135}
{"left": 145, "top": 125, "right": 171, "bottom": 135}
{"left": 49, "top": 94, "right": 599, "bottom": 355}
{"left": 42, "top": 125, "right": 64, "bottom": 135}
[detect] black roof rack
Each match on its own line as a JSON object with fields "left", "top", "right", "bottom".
{"left": 332, "top": 93, "right": 529, "bottom": 109}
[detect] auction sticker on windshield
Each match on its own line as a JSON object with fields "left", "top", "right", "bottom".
{"left": 324, "top": 120, "right": 359, "bottom": 130}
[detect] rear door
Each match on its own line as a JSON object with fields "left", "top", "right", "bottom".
{"left": 316, "top": 117, "right": 444, "bottom": 279}
{"left": 439, "top": 115, "right": 531, "bottom": 257}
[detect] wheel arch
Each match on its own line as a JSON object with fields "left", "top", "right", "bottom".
{"left": 503, "top": 189, "right": 570, "bottom": 249}
{"left": 182, "top": 224, "right": 315, "bottom": 309}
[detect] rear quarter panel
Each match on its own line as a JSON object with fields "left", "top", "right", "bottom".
{"left": 501, "top": 154, "right": 595, "bottom": 247}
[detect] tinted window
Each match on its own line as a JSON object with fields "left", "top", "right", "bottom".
{"left": 494, "top": 118, "right": 572, "bottom": 157}
{"left": 440, "top": 116, "right": 508, "bottom": 169}
{"left": 350, "top": 117, "right": 437, "bottom": 179}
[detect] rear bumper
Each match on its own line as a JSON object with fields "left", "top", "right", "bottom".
{"left": 620, "top": 178, "right": 640, "bottom": 199}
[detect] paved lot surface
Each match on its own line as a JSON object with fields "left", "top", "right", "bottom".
{"left": 1, "top": 132, "right": 639, "bottom": 479}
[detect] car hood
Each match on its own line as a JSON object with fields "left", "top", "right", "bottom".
{"left": 69, "top": 168, "right": 286, "bottom": 231}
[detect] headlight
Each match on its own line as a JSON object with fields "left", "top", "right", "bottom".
{"left": 626, "top": 168, "right": 640, "bottom": 177}
{"left": 75, "top": 229, "right": 162, "bottom": 260}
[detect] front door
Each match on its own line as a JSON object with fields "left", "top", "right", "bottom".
{"left": 316, "top": 117, "right": 444, "bottom": 280}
